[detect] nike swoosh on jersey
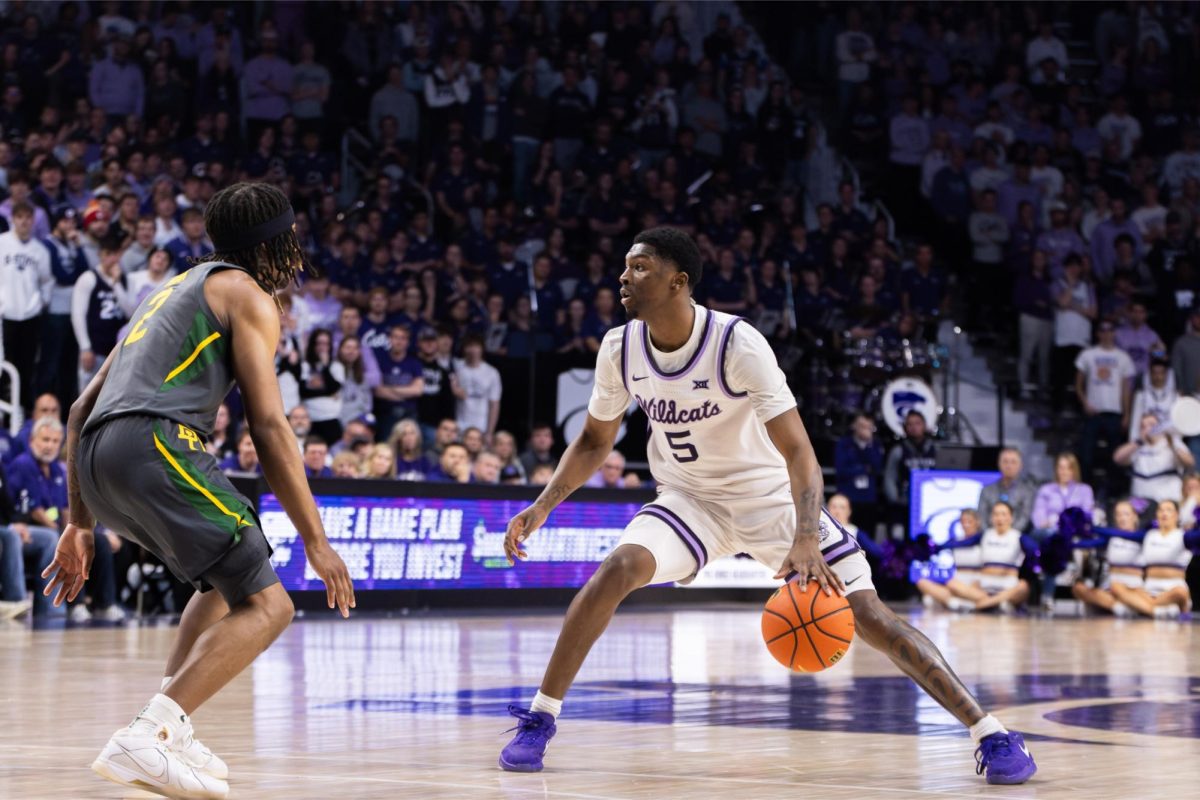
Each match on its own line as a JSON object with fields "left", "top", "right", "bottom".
{"left": 632, "top": 375, "right": 648, "bottom": 381}
{"left": 845, "top": 575, "right": 862, "bottom": 586}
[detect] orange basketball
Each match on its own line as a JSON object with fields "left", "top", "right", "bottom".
{"left": 761, "top": 580, "right": 855, "bottom": 672}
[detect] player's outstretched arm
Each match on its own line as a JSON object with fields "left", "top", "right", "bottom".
{"left": 223, "top": 275, "right": 356, "bottom": 617}
{"left": 765, "top": 408, "right": 845, "bottom": 595}
{"left": 504, "top": 412, "right": 622, "bottom": 564}
{"left": 42, "top": 349, "right": 118, "bottom": 605}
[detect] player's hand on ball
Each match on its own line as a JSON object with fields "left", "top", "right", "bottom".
{"left": 773, "top": 536, "right": 845, "bottom": 596}
{"left": 306, "top": 541, "right": 356, "bottom": 618}
{"left": 41, "top": 524, "right": 95, "bottom": 606}
{"left": 504, "top": 505, "right": 548, "bottom": 565}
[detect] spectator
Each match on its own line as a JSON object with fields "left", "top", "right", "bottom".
{"left": 369, "top": 64, "right": 420, "bottom": 144}
{"left": 8, "top": 416, "right": 120, "bottom": 621}
{"left": 1115, "top": 302, "right": 1165, "bottom": 378}
{"left": 834, "top": 413, "right": 884, "bottom": 540}
{"left": 88, "top": 37, "right": 144, "bottom": 120}
{"left": 1025, "top": 22, "right": 1068, "bottom": 76}
{"left": 1075, "top": 320, "right": 1135, "bottom": 482}
{"left": 163, "top": 208, "right": 212, "bottom": 273}
{"left": 0, "top": 457, "right": 53, "bottom": 618}
{"left": 330, "top": 418, "right": 375, "bottom": 460}
{"left": 1128, "top": 358, "right": 1177, "bottom": 443}
{"left": 362, "top": 443, "right": 397, "bottom": 480}
{"left": 1052, "top": 255, "right": 1097, "bottom": 412}
{"left": 38, "top": 207, "right": 88, "bottom": 410}
{"left": 472, "top": 450, "right": 503, "bottom": 485}
{"left": 835, "top": 8, "right": 877, "bottom": 114}
{"left": 333, "top": 335, "right": 376, "bottom": 429}
{"left": 520, "top": 422, "right": 557, "bottom": 477}
{"left": 298, "top": 328, "right": 343, "bottom": 445}
{"left": 71, "top": 234, "right": 129, "bottom": 392}
{"left": 0, "top": 202, "right": 52, "bottom": 409}
{"left": 492, "top": 430, "right": 526, "bottom": 484}
{"left": 528, "top": 462, "right": 556, "bottom": 486}
{"left": 900, "top": 243, "right": 948, "bottom": 331}
{"left": 883, "top": 411, "right": 938, "bottom": 529}
{"left": 427, "top": 442, "right": 471, "bottom": 483}
{"left": 1, "top": 172, "right": 52, "bottom": 238}
{"left": 242, "top": 27, "right": 293, "bottom": 141}
{"left": 220, "top": 430, "right": 262, "bottom": 475}
{"left": 388, "top": 419, "right": 431, "bottom": 481}
{"left": 302, "top": 436, "right": 332, "bottom": 478}
{"left": 331, "top": 452, "right": 362, "bottom": 478}
{"left": 1031, "top": 451, "right": 1095, "bottom": 531}
{"left": 1090, "top": 197, "right": 1142, "bottom": 285}
{"left": 1114, "top": 412, "right": 1194, "bottom": 502}
{"left": 120, "top": 216, "right": 158, "bottom": 274}
{"left": 585, "top": 450, "right": 632, "bottom": 489}
{"left": 453, "top": 333, "right": 502, "bottom": 442}
{"left": 1015, "top": 252, "right": 1054, "bottom": 398}
{"left": 373, "top": 325, "right": 425, "bottom": 435}
{"left": 976, "top": 449, "right": 1038, "bottom": 532}
{"left": 291, "top": 41, "right": 331, "bottom": 133}
{"left": 425, "top": 418, "right": 460, "bottom": 464}
{"left": 206, "top": 404, "right": 236, "bottom": 462}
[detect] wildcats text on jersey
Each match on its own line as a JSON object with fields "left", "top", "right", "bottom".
{"left": 633, "top": 394, "right": 722, "bottom": 425}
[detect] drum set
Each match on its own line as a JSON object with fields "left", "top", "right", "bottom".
{"left": 804, "top": 334, "right": 947, "bottom": 436}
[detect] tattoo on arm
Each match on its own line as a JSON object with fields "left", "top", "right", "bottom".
{"left": 795, "top": 486, "right": 821, "bottom": 536}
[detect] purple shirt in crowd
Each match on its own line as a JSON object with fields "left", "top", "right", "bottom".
{"left": 1031, "top": 481, "right": 1095, "bottom": 529}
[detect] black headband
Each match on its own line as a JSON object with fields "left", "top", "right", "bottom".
{"left": 211, "top": 208, "right": 295, "bottom": 252}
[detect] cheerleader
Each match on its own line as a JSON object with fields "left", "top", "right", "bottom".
{"left": 1108, "top": 500, "right": 1197, "bottom": 619}
{"left": 1070, "top": 500, "right": 1144, "bottom": 617}
{"left": 936, "top": 502, "right": 1035, "bottom": 613}
{"left": 917, "top": 508, "right": 983, "bottom": 611}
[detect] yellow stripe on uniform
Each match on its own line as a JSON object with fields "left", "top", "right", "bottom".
{"left": 163, "top": 332, "right": 222, "bottom": 384}
{"left": 152, "top": 432, "right": 251, "bottom": 528}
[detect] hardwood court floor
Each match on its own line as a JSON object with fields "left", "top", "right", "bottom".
{"left": 2, "top": 606, "right": 1198, "bottom": 799}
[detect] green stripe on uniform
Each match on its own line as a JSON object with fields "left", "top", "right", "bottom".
{"left": 153, "top": 424, "right": 249, "bottom": 543}
{"left": 159, "top": 311, "right": 226, "bottom": 392}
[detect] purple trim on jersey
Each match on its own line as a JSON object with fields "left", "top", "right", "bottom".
{"left": 641, "top": 307, "right": 713, "bottom": 380}
{"left": 620, "top": 324, "right": 630, "bottom": 394}
{"left": 637, "top": 504, "right": 708, "bottom": 570}
{"left": 716, "top": 317, "right": 748, "bottom": 399}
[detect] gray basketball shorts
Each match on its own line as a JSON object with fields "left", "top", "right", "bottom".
{"left": 78, "top": 415, "right": 279, "bottom": 607}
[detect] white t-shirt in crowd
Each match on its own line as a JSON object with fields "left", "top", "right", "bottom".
{"left": 1075, "top": 345, "right": 1135, "bottom": 414}
{"left": 1053, "top": 279, "right": 1094, "bottom": 347}
{"left": 455, "top": 359, "right": 502, "bottom": 433}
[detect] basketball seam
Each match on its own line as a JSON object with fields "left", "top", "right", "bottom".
{"left": 797, "top": 619, "right": 823, "bottom": 670}
{"left": 809, "top": 606, "right": 853, "bottom": 625}
{"left": 763, "top": 608, "right": 798, "bottom": 644}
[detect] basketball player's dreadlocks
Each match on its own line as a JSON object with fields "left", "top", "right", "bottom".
{"left": 192, "top": 182, "right": 310, "bottom": 295}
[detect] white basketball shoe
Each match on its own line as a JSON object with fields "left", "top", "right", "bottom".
{"left": 172, "top": 721, "right": 230, "bottom": 780}
{"left": 92, "top": 721, "right": 229, "bottom": 799}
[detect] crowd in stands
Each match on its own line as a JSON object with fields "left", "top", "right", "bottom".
{"left": 2, "top": 2, "right": 1200, "bottom": 618}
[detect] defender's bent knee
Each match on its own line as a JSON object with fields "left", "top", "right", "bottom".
{"left": 242, "top": 583, "right": 294, "bottom": 635}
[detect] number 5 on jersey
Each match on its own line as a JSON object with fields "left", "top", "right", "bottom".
{"left": 124, "top": 272, "right": 188, "bottom": 346}
{"left": 664, "top": 430, "right": 698, "bottom": 463}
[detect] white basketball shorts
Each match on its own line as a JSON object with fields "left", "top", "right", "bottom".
{"left": 617, "top": 487, "right": 875, "bottom": 594}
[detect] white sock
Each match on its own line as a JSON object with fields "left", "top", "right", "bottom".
{"left": 160, "top": 676, "right": 173, "bottom": 692}
{"left": 969, "top": 714, "right": 1007, "bottom": 743}
{"left": 530, "top": 691, "right": 562, "bottom": 719}
{"left": 1111, "top": 602, "right": 1133, "bottom": 618}
{"left": 135, "top": 693, "right": 189, "bottom": 733}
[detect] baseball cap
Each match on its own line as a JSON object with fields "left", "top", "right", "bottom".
{"left": 83, "top": 203, "right": 110, "bottom": 228}
{"left": 51, "top": 207, "right": 77, "bottom": 226}
{"left": 418, "top": 327, "right": 438, "bottom": 341}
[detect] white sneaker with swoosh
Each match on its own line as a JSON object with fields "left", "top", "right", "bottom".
{"left": 92, "top": 723, "right": 229, "bottom": 799}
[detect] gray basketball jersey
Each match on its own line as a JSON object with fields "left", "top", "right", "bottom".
{"left": 84, "top": 261, "right": 248, "bottom": 438}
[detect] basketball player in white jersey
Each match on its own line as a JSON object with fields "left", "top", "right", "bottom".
{"left": 498, "top": 229, "right": 1037, "bottom": 785}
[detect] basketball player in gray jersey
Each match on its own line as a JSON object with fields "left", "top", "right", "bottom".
{"left": 41, "top": 183, "right": 355, "bottom": 799}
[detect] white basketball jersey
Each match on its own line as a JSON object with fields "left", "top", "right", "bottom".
{"left": 1141, "top": 528, "right": 1192, "bottom": 570}
{"left": 980, "top": 528, "right": 1025, "bottom": 569}
{"left": 619, "top": 307, "right": 792, "bottom": 500}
